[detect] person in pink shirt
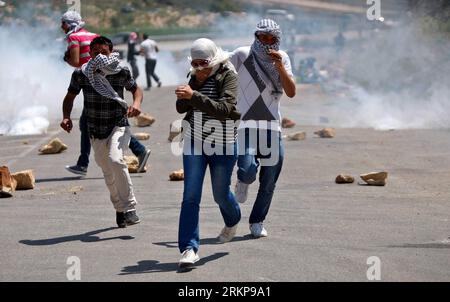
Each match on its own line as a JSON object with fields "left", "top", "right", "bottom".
{"left": 61, "top": 10, "right": 99, "bottom": 68}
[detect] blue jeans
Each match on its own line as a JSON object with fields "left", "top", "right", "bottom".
{"left": 129, "top": 135, "right": 146, "bottom": 156}
{"left": 145, "top": 58, "right": 160, "bottom": 88}
{"left": 77, "top": 110, "right": 146, "bottom": 168}
{"left": 178, "top": 142, "right": 241, "bottom": 253}
{"left": 76, "top": 111, "right": 90, "bottom": 168}
{"left": 237, "top": 128, "right": 284, "bottom": 224}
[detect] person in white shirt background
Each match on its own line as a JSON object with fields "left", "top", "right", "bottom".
{"left": 140, "top": 33, "right": 162, "bottom": 91}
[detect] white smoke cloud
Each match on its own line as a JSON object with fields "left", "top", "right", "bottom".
{"left": 329, "top": 21, "right": 450, "bottom": 130}
{"left": 0, "top": 23, "right": 73, "bottom": 136}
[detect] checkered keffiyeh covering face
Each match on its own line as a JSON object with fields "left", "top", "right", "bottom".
{"left": 82, "top": 53, "right": 129, "bottom": 109}
{"left": 61, "top": 10, "right": 85, "bottom": 36}
{"left": 250, "top": 19, "right": 283, "bottom": 92}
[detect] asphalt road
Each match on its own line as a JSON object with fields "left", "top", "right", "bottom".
{"left": 1, "top": 85, "right": 449, "bottom": 282}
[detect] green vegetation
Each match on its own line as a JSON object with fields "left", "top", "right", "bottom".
{"left": 0, "top": 0, "right": 244, "bottom": 36}
{"left": 88, "top": 0, "right": 242, "bottom": 13}
{"left": 82, "top": 0, "right": 244, "bottom": 36}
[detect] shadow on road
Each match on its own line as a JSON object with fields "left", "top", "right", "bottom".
{"left": 119, "top": 252, "right": 229, "bottom": 274}
{"left": 35, "top": 177, "right": 103, "bottom": 183}
{"left": 19, "top": 227, "right": 134, "bottom": 246}
{"left": 388, "top": 242, "right": 450, "bottom": 249}
{"left": 153, "top": 235, "right": 254, "bottom": 249}
{"left": 35, "top": 175, "right": 143, "bottom": 183}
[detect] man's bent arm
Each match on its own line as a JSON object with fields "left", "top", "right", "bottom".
{"left": 67, "top": 47, "right": 81, "bottom": 68}
{"left": 63, "top": 92, "right": 77, "bottom": 119}
{"left": 132, "top": 86, "right": 143, "bottom": 108}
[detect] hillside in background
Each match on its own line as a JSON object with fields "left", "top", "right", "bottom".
{"left": 0, "top": 0, "right": 251, "bottom": 35}
{"left": 0, "top": 0, "right": 449, "bottom": 37}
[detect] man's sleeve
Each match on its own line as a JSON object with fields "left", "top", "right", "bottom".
{"left": 67, "top": 35, "right": 80, "bottom": 49}
{"left": 68, "top": 71, "right": 82, "bottom": 95}
{"left": 124, "top": 68, "right": 137, "bottom": 92}
{"left": 282, "top": 53, "right": 294, "bottom": 77}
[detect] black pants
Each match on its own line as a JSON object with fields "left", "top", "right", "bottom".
{"left": 129, "top": 59, "right": 139, "bottom": 80}
{"left": 145, "top": 58, "right": 160, "bottom": 88}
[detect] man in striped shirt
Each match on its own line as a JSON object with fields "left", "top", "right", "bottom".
{"left": 61, "top": 10, "right": 99, "bottom": 68}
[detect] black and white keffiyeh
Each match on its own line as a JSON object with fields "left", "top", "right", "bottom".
{"left": 81, "top": 52, "right": 128, "bottom": 109}
{"left": 250, "top": 19, "right": 283, "bottom": 92}
{"left": 62, "top": 10, "right": 86, "bottom": 37}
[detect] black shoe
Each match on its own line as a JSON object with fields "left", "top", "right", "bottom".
{"left": 124, "top": 210, "right": 140, "bottom": 226}
{"left": 65, "top": 165, "right": 87, "bottom": 176}
{"left": 116, "top": 212, "right": 126, "bottom": 228}
{"left": 157, "top": 81, "right": 162, "bottom": 88}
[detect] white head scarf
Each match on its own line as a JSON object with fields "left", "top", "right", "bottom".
{"left": 61, "top": 10, "right": 85, "bottom": 36}
{"left": 188, "top": 38, "right": 236, "bottom": 75}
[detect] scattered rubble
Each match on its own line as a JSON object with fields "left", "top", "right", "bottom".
{"left": 39, "top": 138, "right": 68, "bottom": 154}
{"left": 134, "top": 132, "right": 150, "bottom": 140}
{"left": 69, "top": 186, "right": 83, "bottom": 194}
{"left": 169, "top": 169, "right": 184, "bottom": 181}
{"left": 282, "top": 118, "right": 296, "bottom": 129}
{"left": 11, "top": 170, "right": 35, "bottom": 190}
{"left": 0, "top": 166, "right": 14, "bottom": 198}
{"left": 335, "top": 174, "right": 354, "bottom": 184}
{"left": 124, "top": 156, "right": 147, "bottom": 173}
{"left": 134, "top": 113, "right": 155, "bottom": 127}
{"left": 286, "top": 132, "right": 306, "bottom": 141}
{"left": 360, "top": 171, "right": 388, "bottom": 186}
{"left": 314, "top": 128, "right": 335, "bottom": 138}
{"left": 11, "top": 176, "right": 18, "bottom": 192}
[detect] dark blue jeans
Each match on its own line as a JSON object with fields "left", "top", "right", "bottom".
{"left": 178, "top": 142, "right": 241, "bottom": 253}
{"left": 145, "top": 58, "right": 160, "bottom": 88}
{"left": 76, "top": 111, "right": 90, "bottom": 168}
{"left": 77, "top": 110, "right": 146, "bottom": 168}
{"left": 237, "top": 128, "right": 284, "bottom": 224}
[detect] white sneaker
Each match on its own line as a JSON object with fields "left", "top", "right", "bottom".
{"left": 250, "top": 223, "right": 268, "bottom": 238}
{"left": 137, "top": 149, "right": 151, "bottom": 173}
{"left": 235, "top": 180, "right": 249, "bottom": 204}
{"left": 179, "top": 249, "right": 199, "bottom": 267}
{"left": 218, "top": 224, "right": 238, "bottom": 243}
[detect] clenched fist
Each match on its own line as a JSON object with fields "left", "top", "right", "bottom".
{"left": 60, "top": 118, "right": 73, "bottom": 133}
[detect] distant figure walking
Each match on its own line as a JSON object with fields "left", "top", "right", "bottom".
{"left": 140, "top": 34, "right": 162, "bottom": 91}
{"left": 334, "top": 31, "right": 346, "bottom": 55}
{"left": 127, "top": 32, "right": 140, "bottom": 80}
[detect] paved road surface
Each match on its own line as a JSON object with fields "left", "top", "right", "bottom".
{"left": 0, "top": 85, "right": 449, "bottom": 282}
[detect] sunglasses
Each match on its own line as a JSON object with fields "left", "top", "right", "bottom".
{"left": 191, "top": 59, "right": 210, "bottom": 69}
